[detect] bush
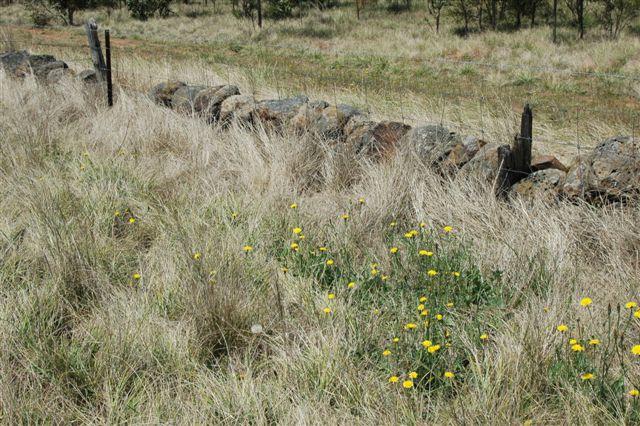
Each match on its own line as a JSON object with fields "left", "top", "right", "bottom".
{"left": 265, "top": 0, "right": 293, "bottom": 19}
{"left": 126, "top": 0, "right": 171, "bottom": 20}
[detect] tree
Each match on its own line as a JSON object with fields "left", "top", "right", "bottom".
{"left": 427, "top": 0, "right": 449, "bottom": 32}
{"left": 597, "top": 0, "right": 640, "bottom": 38}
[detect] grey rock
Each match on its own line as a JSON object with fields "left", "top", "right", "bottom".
{"left": 254, "top": 96, "right": 309, "bottom": 126}
{"left": 400, "top": 124, "right": 462, "bottom": 165}
{"left": 193, "top": 85, "right": 241, "bottom": 122}
{"left": 219, "top": 94, "right": 257, "bottom": 124}
{"left": 171, "top": 85, "right": 209, "bottom": 113}
{"left": 148, "top": 80, "right": 187, "bottom": 107}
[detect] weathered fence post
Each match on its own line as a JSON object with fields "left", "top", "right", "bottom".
{"left": 497, "top": 104, "right": 533, "bottom": 197}
{"left": 85, "top": 19, "right": 106, "bottom": 82}
{"left": 105, "top": 29, "right": 113, "bottom": 107}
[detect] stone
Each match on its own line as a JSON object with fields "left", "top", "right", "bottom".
{"left": 46, "top": 67, "right": 73, "bottom": 83}
{"left": 171, "top": 85, "right": 209, "bottom": 113}
{"left": 312, "top": 104, "right": 361, "bottom": 139}
{"left": 148, "top": 80, "right": 187, "bottom": 107}
{"left": 78, "top": 69, "right": 97, "bottom": 84}
{"left": 345, "top": 120, "right": 411, "bottom": 159}
{"left": 509, "top": 169, "right": 566, "bottom": 202}
{"left": 458, "top": 143, "right": 519, "bottom": 195}
{"left": 400, "top": 124, "right": 463, "bottom": 166}
{"left": 291, "top": 100, "right": 330, "bottom": 133}
{"left": 32, "top": 60, "right": 67, "bottom": 78}
{"left": 562, "top": 136, "right": 640, "bottom": 202}
{"left": 254, "top": 96, "right": 309, "bottom": 126}
{"left": 192, "top": 85, "right": 240, "bottom": 122}
{"left": 219, "top": 94, "right": 257, "bottom": 124}
{"left": 442, "top": 136, "right": 487, "bottom": 170}
{"left": 0, "top": 50, "right": 30, "bottom": 77}
{"left": 530, "top": 155, "right": 568, "bottom": 173}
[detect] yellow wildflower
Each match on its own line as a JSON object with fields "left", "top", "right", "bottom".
{"left": 402, "top": 380, "right": 414, "bottom": 389}
{"left": 635, "top": 310, "right": 640, "bottom": 319}
{"left": 417, "top": 304, "right": 425, "bottom": 311}
{"left": 392, "top": 337, "right": 400, "bottom": 343}
{"left": 419, "top": 250, "right": 434, "bottom": 257}
{"left": 193, "top": 252, "right": 201, "bottom": 261}
{"left": 293, "top": 227, "right": 302, "bottom": 234}
{"left": 443, "top": 371, "right": 455, "bottom": 379}
{"left": 347, "top": 282, "right": 356, "bottom": 289}
{"left": 419, "top": 222, "right": 427, "bottom": 228}
{"left": 290, "top": 242, "right": 299, "bottom": 251}
{"left": 443, "top": 226, "right": 453, "bottom": 233}
{"left": 436, "top": 314, "right": 443, "bottom": 321}
{"left": 358, "top": 197, "right": 365, "bottom": 204}
{"left": 446, "top": 302, "right": 454, "bottom": 308}
{"left": 243, "top": 245, "right": 253, "bottom": 252}
{"left": 132, "top": 273, "right": 141, "bottom": 280}
{"left": 289, "top": 203, "right": 297, "bottom": 209}
{"left": 579, "top": 297, "right": 592, "bottom": 307}
{"left": 128, "top": 217, "right": 136, "bottom": 224}
{"left": 632, "top": 345, "right": 640, "bottom": 355}
{"left": 341, "top": 213, "right": 349, "bottom": 220}
{"left": 323, "top": 307, "right": 331, "bottom": 314}
{"left": 389, "top": 221, "right": 397, "bottom": 227}
{"left": 390, "top": 247, "right": 399, "bottom": 254}
{"left": 420, "top": 310, "right": 428, "bottom": 316}
{"left": 382, "top": 349, "right": 392, "bottom": 356}
{"left": 452, "top": 271, "right": 461, "bottom": 277}
{"left": 556, "top": 324, "right": 568, "bottom": 332}
{"left": 419, "top": 296, "right": 427, "bottom": 303}
{"left": 580, "top": 373, "right": 595, "bottom": 381}
{"left": 326, "top": 259, "right": 334, "bottom": 266}
{"left": 629, "top": 389, "right": 640, "bottom": 397}
{"left": 569, "top": 339, "right": 578, "bottom": 345}
{"left": 480, "top": 333, "right": 489, "bottom": 341}
{"left": 319, "top": 246, "right": 327, "bottom": 252}
{"left": 571, "top": 344, "right": 585, "bottom": 352}
{"left": 626, "top": 302, "right": 638, "bottom": 309}
{"left": 428, "top": 344, "right": 441, "bottom": 354}
{"left": 114, "top": 210, "right": 120, "bottom": 217}
{"left": 404, "top": 323, "right": 417, "bottom": 330}
{"left": 408, "top": 371, "right": 418, "bottom": 379}
{"left": 381, "top": 275, "right": 389, "bottom": 281}
{"left": 588, "top": 339, "right": 601, "bottom": 346}
{"left": 427, "top": 269, "right": 438, "bottom": 277}
{"left": 388, "top": 375, "right": 399, "bottom": 383}
{"left": 421, "top": 340, "right": 432, "bottom": 348}
{"left": 327, "top": 293, "right": 335, "bottom": 300}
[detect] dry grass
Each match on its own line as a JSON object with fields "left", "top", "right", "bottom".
{"left": 1, "top": 57, "right": 640, "bottom": 423}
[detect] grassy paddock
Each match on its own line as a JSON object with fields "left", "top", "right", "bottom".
{"left": 1, "top": 62, "right": 640, "bottom": 423}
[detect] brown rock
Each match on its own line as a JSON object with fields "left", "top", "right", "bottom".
{"left": 399, "top": 124, "right": 462, "bottom": 165}
{"left": 149, "top": 80, "right": 186, "bottom": 107}
{"left": 442, "top": 136, "right": 487, "bottom": 170}
{"left": 345, "top": 120, "right": 411, "bottom": 159}
{"left": 531, "top": 155, "right": 568, "bottom": 173}
{"left": 193, "top": 85, "right": 240, "bottom": 122}
{"left": 219, "top": 95, "right": 257, "bottom": 124}
{"left": 509, "top": 169, "right": 566, "bottom": 202}
{"left": 254, "top": 96, "right": 309, "bottom": 126}
{"left": 291, "top": 100, "right": 329, "bottom": 133}
{"left": 171, "top": 85, "right": 209, "bottom": 114}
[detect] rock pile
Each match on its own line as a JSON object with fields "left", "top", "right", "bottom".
{"left": 2, "top": 50, "right": 638, "bottom": 205}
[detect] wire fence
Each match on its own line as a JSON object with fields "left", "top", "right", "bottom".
{"left": 5, "top": 31, "right": 640, "bottom": 158}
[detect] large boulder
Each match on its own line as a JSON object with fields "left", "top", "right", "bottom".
{"left": 193, "top": 85, "right": 241, "bottom": 122}
{"left": 509, "top": 169, "right": 566, "bottom": 202}
{"left": 293, "top": 102, "right": 362, "bottom": 139}
{"left": 400, "top": 124, "right": 463, "bottom": 165}
{"left": 149, "top": 80, "right": 187, "bottom": 107}
{"left": 530, "top": 155, "right": 568, "bottom": 173}
{"left": 219, "top": 94, "right": 257, "bottom": 124}
{"left": 171, "top": 85, "right": 209, "bottom": 114}
{"left": 254, "top": 96, "right": 309, "bottom": 126}
{"left": 78, "top": 69, "right": 98, "bottom": 84}
{"left": 0, "top": 51, "right": 65, "bottom": 78}
{"left": 46, "top": 67, "right": 73, "bottom": 83}
{"left": 345, "top": 119, "right": 411, "bottom": 159}
{"left": 563, "top": 136, "right": 640, "bottom": 202}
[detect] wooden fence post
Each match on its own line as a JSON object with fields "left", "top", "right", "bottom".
{"left": 105, "top": 29, "right": 113, "bottom": 107}
{"left": 85, "top": 18, "right": 106, "bottom": 82}
{"left": 512, "top": 103, "right": 533, "bottom": 178}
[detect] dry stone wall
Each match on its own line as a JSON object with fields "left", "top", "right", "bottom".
{"left": 2, "top": 49, "right": 639, "bottom": 205}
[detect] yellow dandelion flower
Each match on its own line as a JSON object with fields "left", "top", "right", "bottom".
{"left": 579, "top": 297, "right": 592, "bottom": 307}
{"left": 629, "top": 389, "right": 640, "bottom": 397}
{"left": 420, "top": 310, "right": 428, "bottom": 316}
{"left": 626, "top": 302, "right": 638, "bottom": 309}
{"left": 370, "top": 269, "right": 379, "bottom": 277}
{"left": 404, "top": 323, "right": 417, "bottom": 330}
{"left": 381, "top": 275, "right": 389, "bottom": 281}
{"left": 419, "top": 222, "right": 427, "bottom": 228}
{"left": 588, "top": 339, "right": 601, "bottom": 346}
{"left": 419, "top": 250, "right": 433, "bottom": 257}
{"left": 323, "top": 307, "right": 331, "bottom": 314}
{"left": 452, "top": 271, "right": 461, "bottom": 277}
{"left": 327, "top": 293, "right": 335, "bottom": 300}
{"left": 388, "top": 375, "right": 399, "bottom": 383}
{"left": 408, "top": 371, "right": 418, "bottom": 379}
{"left": 417, "top": 304, "right": 425, "bottom": 311}
{"left": 419, "top": 296, "right": 427, "bottom": 303}
{"left": 319, "top": 246, "right": 327, "bottom": 252}
{"left": 443, "top": 226, "right": 453, "bottom": 233}
{"left": 635, "top": 310, "right": 640, "bottom": 319}
{"left": 292, "top": 227, "right": 302, "bottom": 234}
{"left": 382, "top": 349, "right": 392, "bottom": 356}
{"left": 427, "top": 344, "right": 441, "bottom": 353}
{"left": 373, "top": 308, "right": 380, "bottom": 315}
{"left": 358, "top": 197, "right": 365, "bottom": 204}
{"left": 569, "top": 338, "right": 578, "bottom": 345}
{"left": 443, "top": 371, "right": 455, "bottom": 379}
{"left": 580, "top": 373, "right": 595, "bottom": 381}
{"left": 389, "top": 221, "right": 397, "bottom": 227}
{"left": 290, "top": 242, "right": 299, "bottom": 251}
{"left": 128, "top": 217, "right": 136, "bottom": 224}
{"left": 243, "top": 245, "right": 253, "bottom": 252}
{"left": 392, "top": 337, "right": 400, "bottom": 343}
{"left": 436, "top": 314, "right": 443, "bottom": 321}
{"left": 404, "top": 232, "right": 413, "bottom": 238}
{"left": 231, "top": 212, "right": 238, "bottom": 219}
{"left": 326, "top": 259, "right": 334, "bottom": 266}
{"left": 632, "top": 345, "right": 640, "bottom": 355}
{"left": 427, "top": 269, "right": 438, "bottom": 277}
{"left": 402, "top": 380, "right": 414, "bottom": 389}
{"left": 289, "top": 203, "right": 297, "bottom": 209}
{"left": 390, "top": 247, "right": 399, "bottom": 254}
{"left": 347, "top": 282, "right": 356, "bottom": 289}
{"left": 132, "top": 273, "right": 141, "bottom": 280}
{"left": 556, "top": 324, "right": 568, "bottom": 332}
{"left": 421, "top": 340, "right": 432, "bottom": 348}
{"left": 480, "top": 333, "right": 489, "bottom": 341}
{"left": 341, "top": 213, "right": 350, "bottom": 220}
{"left": 114, "top": 210, "right": 121, "bottom": 217}
{"left": 571, "top": 344, "right": 585, "bottom": 352}
{"left": 446, "top": 302, "right": 454, "bottom": 308}
{"left": 193, "top": 252, "right": 201, "bottom": 261}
